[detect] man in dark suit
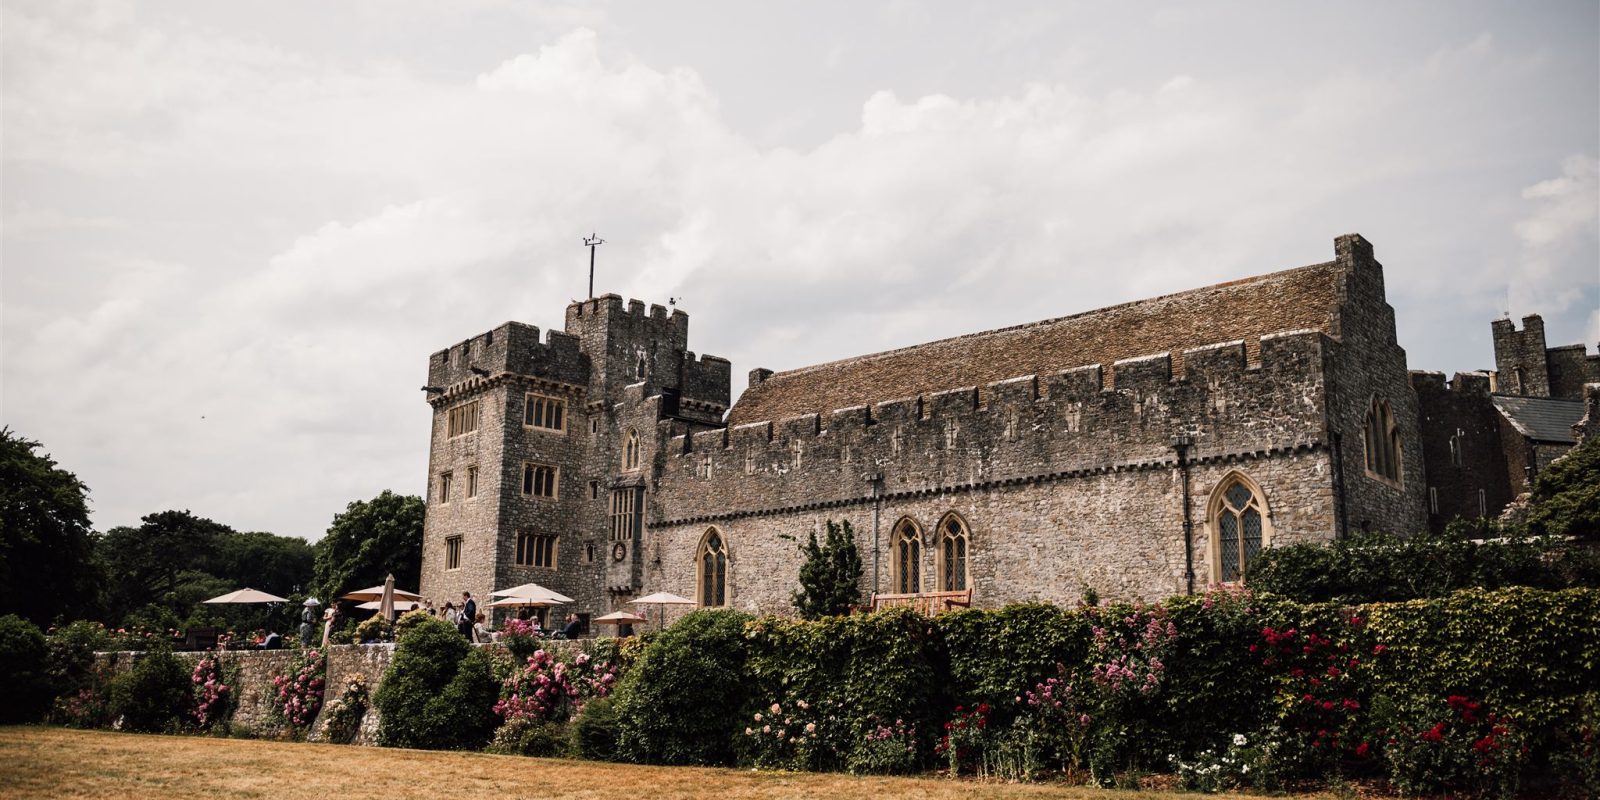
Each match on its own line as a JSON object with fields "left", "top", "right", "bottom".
{"left": 560, "top": 612, "right": 583, "bottom": 640}
{"left": 459, "top": 592, "right": 477, "bottom": 639}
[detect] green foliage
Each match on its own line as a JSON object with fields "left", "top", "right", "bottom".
{"left": 1362, "top": 587, "right": 1599, "bottom": 761}
{"left": 313, "top": 490, "right": 424, "bottom": 605}
{"left": 569, "top": 696, "right": 620, "bottom": 761}
{"left": 612, "top": 609, "right": 754, "bottom": 765}
{"left": 0, "top": 429, "right": 100, "bottom": 625}
{"left": 1525, "top": 436, "right": 1600, "bottom": 538}
{"left": 792, "top": 519, "right": 864, "bottom": 620}
{"left": 743, "top": 607, "right": 942, "bottom": 771}
{"left": 0, "top": 614, "right": 51, "bottom": 722}
{"left": 108, "top": 648, "right": 193, "bottom": 732}
{"left": 1248, "top": 523, "right": 1597, "bottom": 604}
{"left": 487, "top": 717, "right": 566, "bottom": 756}
{"left": 934, "top": 603, "right": 1091, "bottom": 714}
{"left": 373, "top": 614, "right": 498, "bottom": 750}
{"left": 1153, "top": 589, "right": 1280, "bottom": 759}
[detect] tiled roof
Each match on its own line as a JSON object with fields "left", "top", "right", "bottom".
{"left": 1491, "top": 395, "right": 1585, "bottom": 443}
{"left": 727, "top": 260, "right": 1345, "bottom": 425}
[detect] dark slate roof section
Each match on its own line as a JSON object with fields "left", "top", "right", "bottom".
{"left": 1491, "top": 395, "right": 1585, "bottom": 443}
{"left": 726, "top": 259, "right": 1345, "bottom": 425}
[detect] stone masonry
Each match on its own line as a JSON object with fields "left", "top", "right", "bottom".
{"left": 419, "top": 233, "right": 1588, "bottom": 622}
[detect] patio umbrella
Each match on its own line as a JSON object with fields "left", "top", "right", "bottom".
{"left": 356, "top": 599, "right": 420, "bottom": 612}
{"left": 339, "top": 581, "right": 422, "bottom": 603}
{"left": 491, "top": 582, "right": 575, "bottom": 603}
{"left": 630, "top": 591, "right": 695, "bottom": 630}
{"left": 378, "top": 574, "right": 396, "bottom": 623}
{"left": 488, "top": 596, "right": 559, "bottom": 608}
{"left": 203, "top": 588, "right": 289, "bottom": 604}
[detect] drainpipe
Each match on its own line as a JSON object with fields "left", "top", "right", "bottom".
{"left": 865, "top": 472, "right": 883, "bottom": 596}
{"left": 1171, "top": 435, "right": 1195, "bottom": 596}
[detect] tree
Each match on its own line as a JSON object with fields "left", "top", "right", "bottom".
{"left": 99, "top": 510, "right": 232, "bottom": 623}
{"left": 1524, "top": 436, "right": 1600, "bottom": 538}
{"left": 313, "top": 490, "right": 425, "bottom": 602}
{"left": 0, "top": 428, "right": 101, "bottom": 625}
{"left": 208, "top": 530, "right": 315, "bottom": 598}
{"left": 792, "top": 519, "right": 864, "bottom": 619}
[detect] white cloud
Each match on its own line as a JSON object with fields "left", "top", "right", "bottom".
{"left": 2, "top": 3, "right": 1596, "bottom": 539}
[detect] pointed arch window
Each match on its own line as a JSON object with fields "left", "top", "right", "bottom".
{"left": 892, "top": 519, "right": 921, "bottom": 594}
{"left": 697, "top": 529, "right": 728, "bottom": 607}
{"left": 935, "top": 514, "right": 969, "bottom": 592}
{"left": 623, "top": 429, "right": 641, "bottom": 471}
{"left": 1214, "top": 477, "right": 1266, "bottom": 583}
{"left": 1363, "top": 398, "right": 1403, "bottom": 484}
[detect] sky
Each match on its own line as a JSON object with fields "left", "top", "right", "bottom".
{"left": 2, "top": 0, "right": 1597, "bottom": 541}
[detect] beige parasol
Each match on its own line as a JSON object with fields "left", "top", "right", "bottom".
{"left": 203, "top": 588, "right": 289, "bottom": 604}
{"left": 339, "top": 580, "right": 422, "bottom": 603}
{"left": 356, "top": 599, "right": 420, "bottom": 612}
{"left": 491, "top": 582, "right": 575, "bottom": 603}
{"left": 630, "top": 591, "right": 695, "bottom": 630}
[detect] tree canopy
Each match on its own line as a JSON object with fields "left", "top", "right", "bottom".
{"left": 0, "top": 428, "right": 100, "bottom": 625}
{"left": 313, "top": 490, "right": 425, "bottom": 602}
{"left": 1524, "top": 435, "right": 1600, "bottom": 538}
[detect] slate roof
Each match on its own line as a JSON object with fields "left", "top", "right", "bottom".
{"left": 727, "top": 259, "right": 1346, "bottom": 425}
{"left": 1491, "top": 395, "right": 1585, "bottom": 444}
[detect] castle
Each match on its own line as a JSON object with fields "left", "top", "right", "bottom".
{"left": 417, "top": 234, "right": 1599, "bottom": 625}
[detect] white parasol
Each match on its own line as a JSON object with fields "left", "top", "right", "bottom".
{"left": 630, "top": 591, "right": 695, "bottom": 630}
{"left": 203, "top": 588, "right": 289, "bottom": 604}
{"left": 491, "top": 582, "right": 575, "bottom": 603}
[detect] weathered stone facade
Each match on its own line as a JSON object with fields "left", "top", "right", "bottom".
{"left": 420, "top": 233, "right": 1590, "bottom": 621}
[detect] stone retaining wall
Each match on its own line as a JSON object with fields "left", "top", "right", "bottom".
{"left": 95, "top": 639, "right": 605, "bottom": 744}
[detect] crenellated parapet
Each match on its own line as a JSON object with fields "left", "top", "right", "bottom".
{"left": 656, "top": 330, "right": 1332, "bottom": 523}
{"left": 427, "top": 321, "right": 589, "bottom": 399}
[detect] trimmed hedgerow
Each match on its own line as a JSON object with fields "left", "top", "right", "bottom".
{"left": 933, "top": 602, "right": 1092, "bottom": 717}
{"left": 0, "top": 614, "right": 51, "bottom": 723}
{"left": 108, "top": 647, "right": 192, "bottom": 733}
{"left": 611, "top": 609, "right": 754, "bottom": 765}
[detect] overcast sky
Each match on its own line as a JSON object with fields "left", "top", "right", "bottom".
{"left": 3, "top": 1, "right": 1597, "bottom": 540}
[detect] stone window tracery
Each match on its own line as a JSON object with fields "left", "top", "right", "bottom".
{"left": 516, "top": 532, "right": 557, "bottom": 568}
{"left": 935, "top": 513, "right": 969, "bottom": 592}
{"left": 1212, "top": 475, "right": 1267, "bottom": 583}
{"left": 1363, "top": 397, "right": 1403, "bottom": 484}
{"left": 624, "top": 429, "right": 641, "bottom": 471}
{"left": 891, "top": 518, "right": 921, "bottom": 594}
{"left": 697, "top": 528, "right": 728, "bottom": 607}
{"left": 524, "top": 393, "right": 565, "bottom": 432}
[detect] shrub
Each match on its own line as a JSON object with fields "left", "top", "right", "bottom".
{"left": 190, "top": 649, "right": 237, "bottom": 731}
{"left": 321, "top": 674, "right": 369, "bottom": 744}
{"left": 1381, "top": 695, "right": 1527, "bottom": 799}
{"left": 1524, "top": 435, "right": 1600, "bottom": 538}
{"left": 498, "top": 618, "right": 544, "bottom": 661}
{"left": 495, "top": 648, "right": 618, "bottom": 725}
{"left": 353, "top": 615, "right": 390, "bottom": 644}
{"left": 486, "top": 717, "right": 566, "bottom": 756}
{"left": 612, "top": 608, "right": 753, "bottom": 765}
{"left": 935, "top": 603, "right": 1091, "bottom": 716}
{"left": 743, "top": 608, "right": 942, "bottom": 772}
{"left": 374, "top": 614, "right": 498, "bottom": 749}
{"left": 1249, "top": 523, "right": 1595, "bottom": 604}
{"left": 270, "top": 649, "right": 325, "bottom": 736}
{"left": 569, "top": 696, "right": 620, "bottom": 761}
{"left": 792, "top": 519, "right": 864, "bottom": 619}
{"left": 0, "top": 614, "right": 51, "bottom": 723}
{"left": 109, "top": 648, "right": 192, "bottom": 732}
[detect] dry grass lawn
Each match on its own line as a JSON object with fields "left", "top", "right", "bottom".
{"left": 0, "top": 726, "right": 1297, "bottom": 800}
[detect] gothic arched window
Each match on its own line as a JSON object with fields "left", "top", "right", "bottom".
{"left": 1213, "top": 475, "right": 1267, "bottom": 583}
{"left": 892, "top": 518, "right": 921, "bottom": 594}
{"left": 935, "top": 513, "right": 969, "bottom": 592}
{"left": 623, "top": 429, "right": 640, "bottom": 471}
{"left": 1363, "top": 398, "right": 1403, "bottom": 484}
{"left": 697, "top": 529, "right": 728, "bottom": 607}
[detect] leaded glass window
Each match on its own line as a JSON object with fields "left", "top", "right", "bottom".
{"left": 1364, "top": 398, "right": 1402, "bottom": 484}
{"left": 698, "top": 530, "right": 727, "bottom": 607}
{"left": 1216, "top": 478, "right": 1265, "bottom": 582}
{"left": 893, "top": 520, "right": 920, "bottom": 594}
{"left": 937, "top": 514, "right": 969, "bottom": 592}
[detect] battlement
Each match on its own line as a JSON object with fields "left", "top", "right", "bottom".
{"left": 427, "top": 321, "right": 588, "bottom": 391}
{"left": 1410, "top": 370, "right": 1494, "bottom": 396}
{"left": 658, "top": 331, "right": 1332, "bottom": 518}
{"left": 565, "top": 294, "right": 690, "bottom": 339}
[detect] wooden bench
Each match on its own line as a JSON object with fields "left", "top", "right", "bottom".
{"left": 856, "top": 588, "right": 973, "bottom": 615}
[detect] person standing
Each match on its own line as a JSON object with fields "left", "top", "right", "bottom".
{"left": 443, "top": 602, "right": 458, "bottom": 626}
{"left": 459, "top": 592, "right": 477, "bottom": 639}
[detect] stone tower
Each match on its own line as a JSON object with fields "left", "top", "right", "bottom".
{"left": 418, "top": 295, "right": 730, "bottom": 624}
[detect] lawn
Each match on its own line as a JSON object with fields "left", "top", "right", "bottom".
{"left": 0, "top": 726, "right": 1287, "bottom": 800}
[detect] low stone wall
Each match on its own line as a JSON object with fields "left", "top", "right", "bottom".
{"left": 95, "top": 638, "right": 607, "bottom": 744}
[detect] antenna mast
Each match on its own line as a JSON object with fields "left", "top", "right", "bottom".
{"left": 584, "top": 233, "right": 605, "bottom": 299}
